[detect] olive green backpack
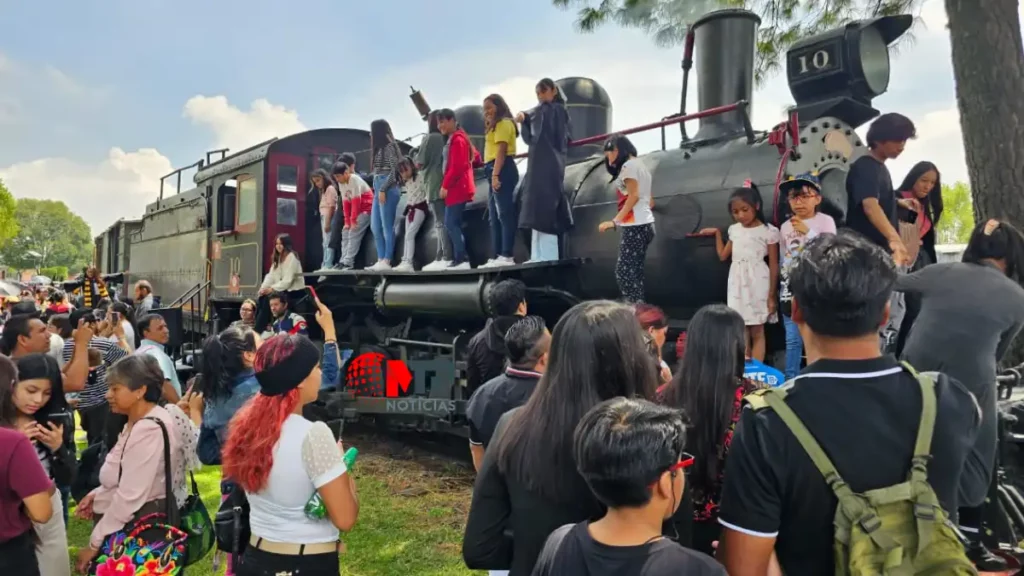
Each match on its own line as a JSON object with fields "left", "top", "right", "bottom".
{"left": 745, "top": 362, "right": 977, "bottom": 575}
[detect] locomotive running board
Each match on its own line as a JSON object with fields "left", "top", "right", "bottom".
{"left": 305, "top": 258, "right": 586, "bottom": 279}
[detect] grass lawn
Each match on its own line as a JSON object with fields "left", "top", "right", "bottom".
{"left": 67, "top": 433, "right": 482, "bottom": 575}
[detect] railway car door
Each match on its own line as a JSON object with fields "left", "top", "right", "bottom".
{"left": 266, "top": 153, "right": 307, "bottom": 272}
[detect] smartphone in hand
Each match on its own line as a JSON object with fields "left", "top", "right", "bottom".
{"left": 307, "top": 285, "right": 319, "bottom": 302}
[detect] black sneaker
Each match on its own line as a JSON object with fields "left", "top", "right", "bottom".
{"left": 966, "top": 540, "right": 1008, "bottom": 572}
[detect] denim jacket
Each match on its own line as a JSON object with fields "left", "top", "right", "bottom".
{"left": 197, "top": 342, "right": 340, "bottom": 465}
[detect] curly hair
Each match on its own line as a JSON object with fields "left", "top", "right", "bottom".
{"left": 222, "top": 334, "right": 302, "bottom": 493}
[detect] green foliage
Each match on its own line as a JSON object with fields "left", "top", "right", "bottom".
{"left": 935, "top": 181, "right": 974, "bottom": 245}
{"left": 0, "top": 179, "right": 19, "bottom": 250}
{"left": 0, "top": 198, "right": 93, "bottom": 271}
{"left": 38, "top": 265, "right": 69, "bottom": 281}
{"left": 551, "top": 0, "right": 920, "bottom": 83}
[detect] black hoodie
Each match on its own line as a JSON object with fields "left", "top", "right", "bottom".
{"left": 465, "top": 315, "right": 520, "bottom": 397}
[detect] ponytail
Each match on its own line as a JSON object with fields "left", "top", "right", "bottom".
{"left": 199, "top": 327, "right": 257, "bottom": 403}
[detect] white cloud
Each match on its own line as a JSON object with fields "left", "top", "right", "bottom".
{"left": 183, "top": 95, "right": 307, "bottom": 153}
{"left": 0, "top": 148, "right": 174, "bottom": 235}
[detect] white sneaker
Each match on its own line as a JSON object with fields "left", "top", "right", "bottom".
{"left": 449, "top": 261, "right": 471, "bottom": 271}
{"left": 375, "top": 261, "right": 392, "bottom": 271}
{"left": 423, "top": 260, "right": 451, "bottom": 271}
{"left": 394, "top": 261, "right": 414, "bottom": 272}
{"left": 494, "top": 256, "right": 515, "bottom": 266}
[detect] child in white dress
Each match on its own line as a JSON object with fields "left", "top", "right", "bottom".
{"left": 699, "top": 184, "right": 780, "bottom": 361}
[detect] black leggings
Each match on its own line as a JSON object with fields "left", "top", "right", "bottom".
{"left": 235, "top": 545, "right": 339, "bottom": 576}
{"left": 0, "top": 531, "right": 40, "bottom": 576}
{"left": 615, "top": 224, "right": 655, "bottom": 303}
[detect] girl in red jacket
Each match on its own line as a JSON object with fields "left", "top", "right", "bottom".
{"left": 436, "top": 109, "right": 481, "bottom": 270}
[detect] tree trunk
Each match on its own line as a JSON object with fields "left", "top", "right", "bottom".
{"left": 945, "top": 0, "right": 1024, "bottom": 367}
{"left": 944, "top": 0, "right": 1024, "bottom": 222}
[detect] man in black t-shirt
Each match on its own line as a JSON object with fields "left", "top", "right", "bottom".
{"left": 716, "top": 231, "right": 984, "bottom": 576}
{"left": 845, "top": 112, "right": 918, "bottom": 352}
{"left": 532, "top": 398, "right": 725, "bottom": 576}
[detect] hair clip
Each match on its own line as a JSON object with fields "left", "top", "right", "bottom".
{"left": 743, "top": 179, "right": 753, "bottom": 188}
{"left": 984, "top": 219, "right": 1000, "bottom": 236}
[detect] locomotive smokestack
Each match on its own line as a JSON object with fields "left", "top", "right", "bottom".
{"left": 691, "top": 9, "right": 761, "bottom": 141}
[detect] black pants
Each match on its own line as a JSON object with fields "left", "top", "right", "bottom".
{"left": 0, "top": 531, "right": 40, "bottom": 576}
{"left": 959, "top": 457, "right": 1000, "bottom": 541}
{"left": 78, "top": 402, "right": 125, "bottom": 448}
{"left": 235, "top": 546, "right": 339, "bottom": 576}
{"left": 615, "top": 223, "right": 655, "bottom": 303}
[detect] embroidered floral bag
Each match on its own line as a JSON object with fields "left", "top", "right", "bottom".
{"left": 90, "top": 417, "right": 188, "bottom": 575}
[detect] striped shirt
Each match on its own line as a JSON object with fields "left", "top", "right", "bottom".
{"left": 372, "top": 141, "right": 402, "bottom": 193}
{"left": 62, "top": 338, "right": 130, "bottom": 409}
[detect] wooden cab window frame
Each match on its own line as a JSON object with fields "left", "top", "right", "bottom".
{"left": 234, "top": 173, "right": 257, "bottom": 235}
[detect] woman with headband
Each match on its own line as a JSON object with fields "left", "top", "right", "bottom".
{"left": 895, "top": 218, "right": 1024, "bottom": 571}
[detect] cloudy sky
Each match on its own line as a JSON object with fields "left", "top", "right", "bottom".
{"left": 0, "top": 0, "right": 1018, "bottom": 234}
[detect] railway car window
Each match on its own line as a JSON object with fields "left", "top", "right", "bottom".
{"left": 236, "top": 175, "right": 257, "bottom": 233}
{"left": 277, "top": 165, "right": 298, "bottom": 193}
{"left": 276, "top": 197, "right": 298, "bottom": 226}
{"left": 217, "top": 179, "right": 238, "bottom": 233}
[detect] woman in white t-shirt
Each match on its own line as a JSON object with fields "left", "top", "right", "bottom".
{"left": 222, "top": 333, "right": 358, "bottom": 576}
{"left": 598, "top": 135, "right": 656, "bottom": 303}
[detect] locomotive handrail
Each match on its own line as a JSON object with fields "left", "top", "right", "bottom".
{"left": 511, "top": 101, "right": 748, "bottom": 160}
{"left": 169, "top": 280, "right": 211, "bottom": 308}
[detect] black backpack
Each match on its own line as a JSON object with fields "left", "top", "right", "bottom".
{"left": 214, "top": 481, "right": 250, "bottom": 555}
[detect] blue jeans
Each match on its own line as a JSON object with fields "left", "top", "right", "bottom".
{"left": 445, "top": 202, "right": 468, "bottom": 264}
{"left": 321, "top": 214, "right": 335, "bottom": 269}
{"left": 371, "top": 175, "right": 401, "bottom": 262}
{"left": 531, "top": 229, "right": 559, "bottom": 261}
{"left": 783, "top": 314, "right": 802, "bottom": 380}
{"left": 486, "top": 161, "right": 519, "bottom": 258}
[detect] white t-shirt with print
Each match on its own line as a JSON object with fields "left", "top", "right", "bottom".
{"left": 248, "top": 415, "right": 348, "bottom": 544}
{"left": 779, "top": 212, "right": 837, "bottom": 303}
{"left": 616, "top": 158, "right": 654, "bottom": 226}
{"left": 337, "top": 174, "right": 372, "bottom": 202}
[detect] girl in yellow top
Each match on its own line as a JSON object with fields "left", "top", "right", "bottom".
{"left": 481, "top": 94, "right": 521, "bottom": 268}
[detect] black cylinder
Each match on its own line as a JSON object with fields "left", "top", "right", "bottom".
{"left": 455, "top": 105, "right": 487, "bottom": 156}
{"left": 556, "top": 77, "right": 612, "bottom": 161}
{"left": 375, "top": 279, "right": 491, "bottom": 317}
{"left": 691, "top": 9, "right": 760, "bottom": 141}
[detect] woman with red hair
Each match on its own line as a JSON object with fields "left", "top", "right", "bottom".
{"left": 222, "top": 332, "right": 358, "bottom": 575}
{"left": 635, "top": 303, "right": 671, "bottom": 385}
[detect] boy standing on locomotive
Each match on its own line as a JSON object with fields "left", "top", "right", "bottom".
{"left": 436, "top": 108, "right": 480, "bottom": 271}
{"left": 330, "top": 155, "right": 374, "bottom": 271}
{"left": 843, "top": 112, "right": 916, "bottom": 352}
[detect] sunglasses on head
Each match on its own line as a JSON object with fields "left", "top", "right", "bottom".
{"left": 668, "top": 452, "right": 695, "bottom": 473}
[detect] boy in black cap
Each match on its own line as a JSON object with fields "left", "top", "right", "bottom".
{"left": 778, "top": 172, "right": 836, "bottom": 379}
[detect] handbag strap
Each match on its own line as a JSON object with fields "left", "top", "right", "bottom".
{"left": 117, "top": 415, "right": 175, "bottom": 521}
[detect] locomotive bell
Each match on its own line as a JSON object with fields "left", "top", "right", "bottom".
{"left": 691, "top": 8, "right": 761, "bottom": 142}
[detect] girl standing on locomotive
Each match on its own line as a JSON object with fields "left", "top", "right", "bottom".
{"left": 394, "top": 157, "right": 428, "bottom": 272}
{"left": 599, "top": 134, "right": 655, "bottom": 303}
{"left": 699, "top": 186, "right": 779, "bottom": 362}
{"left": 367, "top": 119, "right": 404, "bottom": 271}
{"left": 481, "top": 93, "right": 520, "bottom": 268}
{"left": 516, "top": 78, "right": 572, "bottom": 262}
{"left": 311, "top": 168, "right": 339, "bottom": 270}
{"left": 418, "top": 111, "right": 453, "bottom": 271}
{"left": 893, "top": 161, "right": 943, "bottom": 355}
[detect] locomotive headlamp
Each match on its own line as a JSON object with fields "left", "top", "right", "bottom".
{"left": 786, "top": 14, "right": 912, "bottom": 128}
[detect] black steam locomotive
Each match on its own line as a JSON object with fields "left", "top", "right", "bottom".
{"left": 93, "top": 8, "right": 913, "bottom": 432}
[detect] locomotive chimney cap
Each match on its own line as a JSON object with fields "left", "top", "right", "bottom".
{"left": 690, "top": 8, "right": 761, "bottom": 30}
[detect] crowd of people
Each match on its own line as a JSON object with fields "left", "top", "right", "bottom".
{"left": 0, "top": 95, "right": 1021, "bottom": 576}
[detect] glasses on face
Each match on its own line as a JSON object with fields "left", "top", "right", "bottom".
{"left": 668, "top": 452, "right": 695, "bottom": 473}
{"left": 788, "top": 191, "right": 816, "bottom": 201}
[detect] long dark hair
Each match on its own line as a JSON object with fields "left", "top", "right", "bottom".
{"left": 370, "top": 119, "right": 395, "bottom": 163}
{"left": 272, "top": 233, "right": 293, "bottom": 267}
{"left": 604, "top": 134, "right": 638, "bottom": 181}
{"left": 427, "top": 110, "right": 441, "bottom": 135}
{"left": 495, "top": 300, "right": 659, "bottom": 502}
{"left": 484, "top": 94, "right": 518, "bottom": 137}
{"left": 897, "top": 161, "right": 943, "bottom": 228}
{"left": 199, "top": 326, "right": 259, "bottom": 403}
{"left": 661, "top": 304, "right": 746, "bottom": 492}
{"left": 537, "top": 78, "right": 566, "bottom": 105}
{"left": 963, "top": 219, "right": 1024, "bottom": 286}
{"left": 1, "top": 354, "right": 67, "bottom": 428}
{"left": 310, "top": 168, "right": 333, "bottom": 192}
